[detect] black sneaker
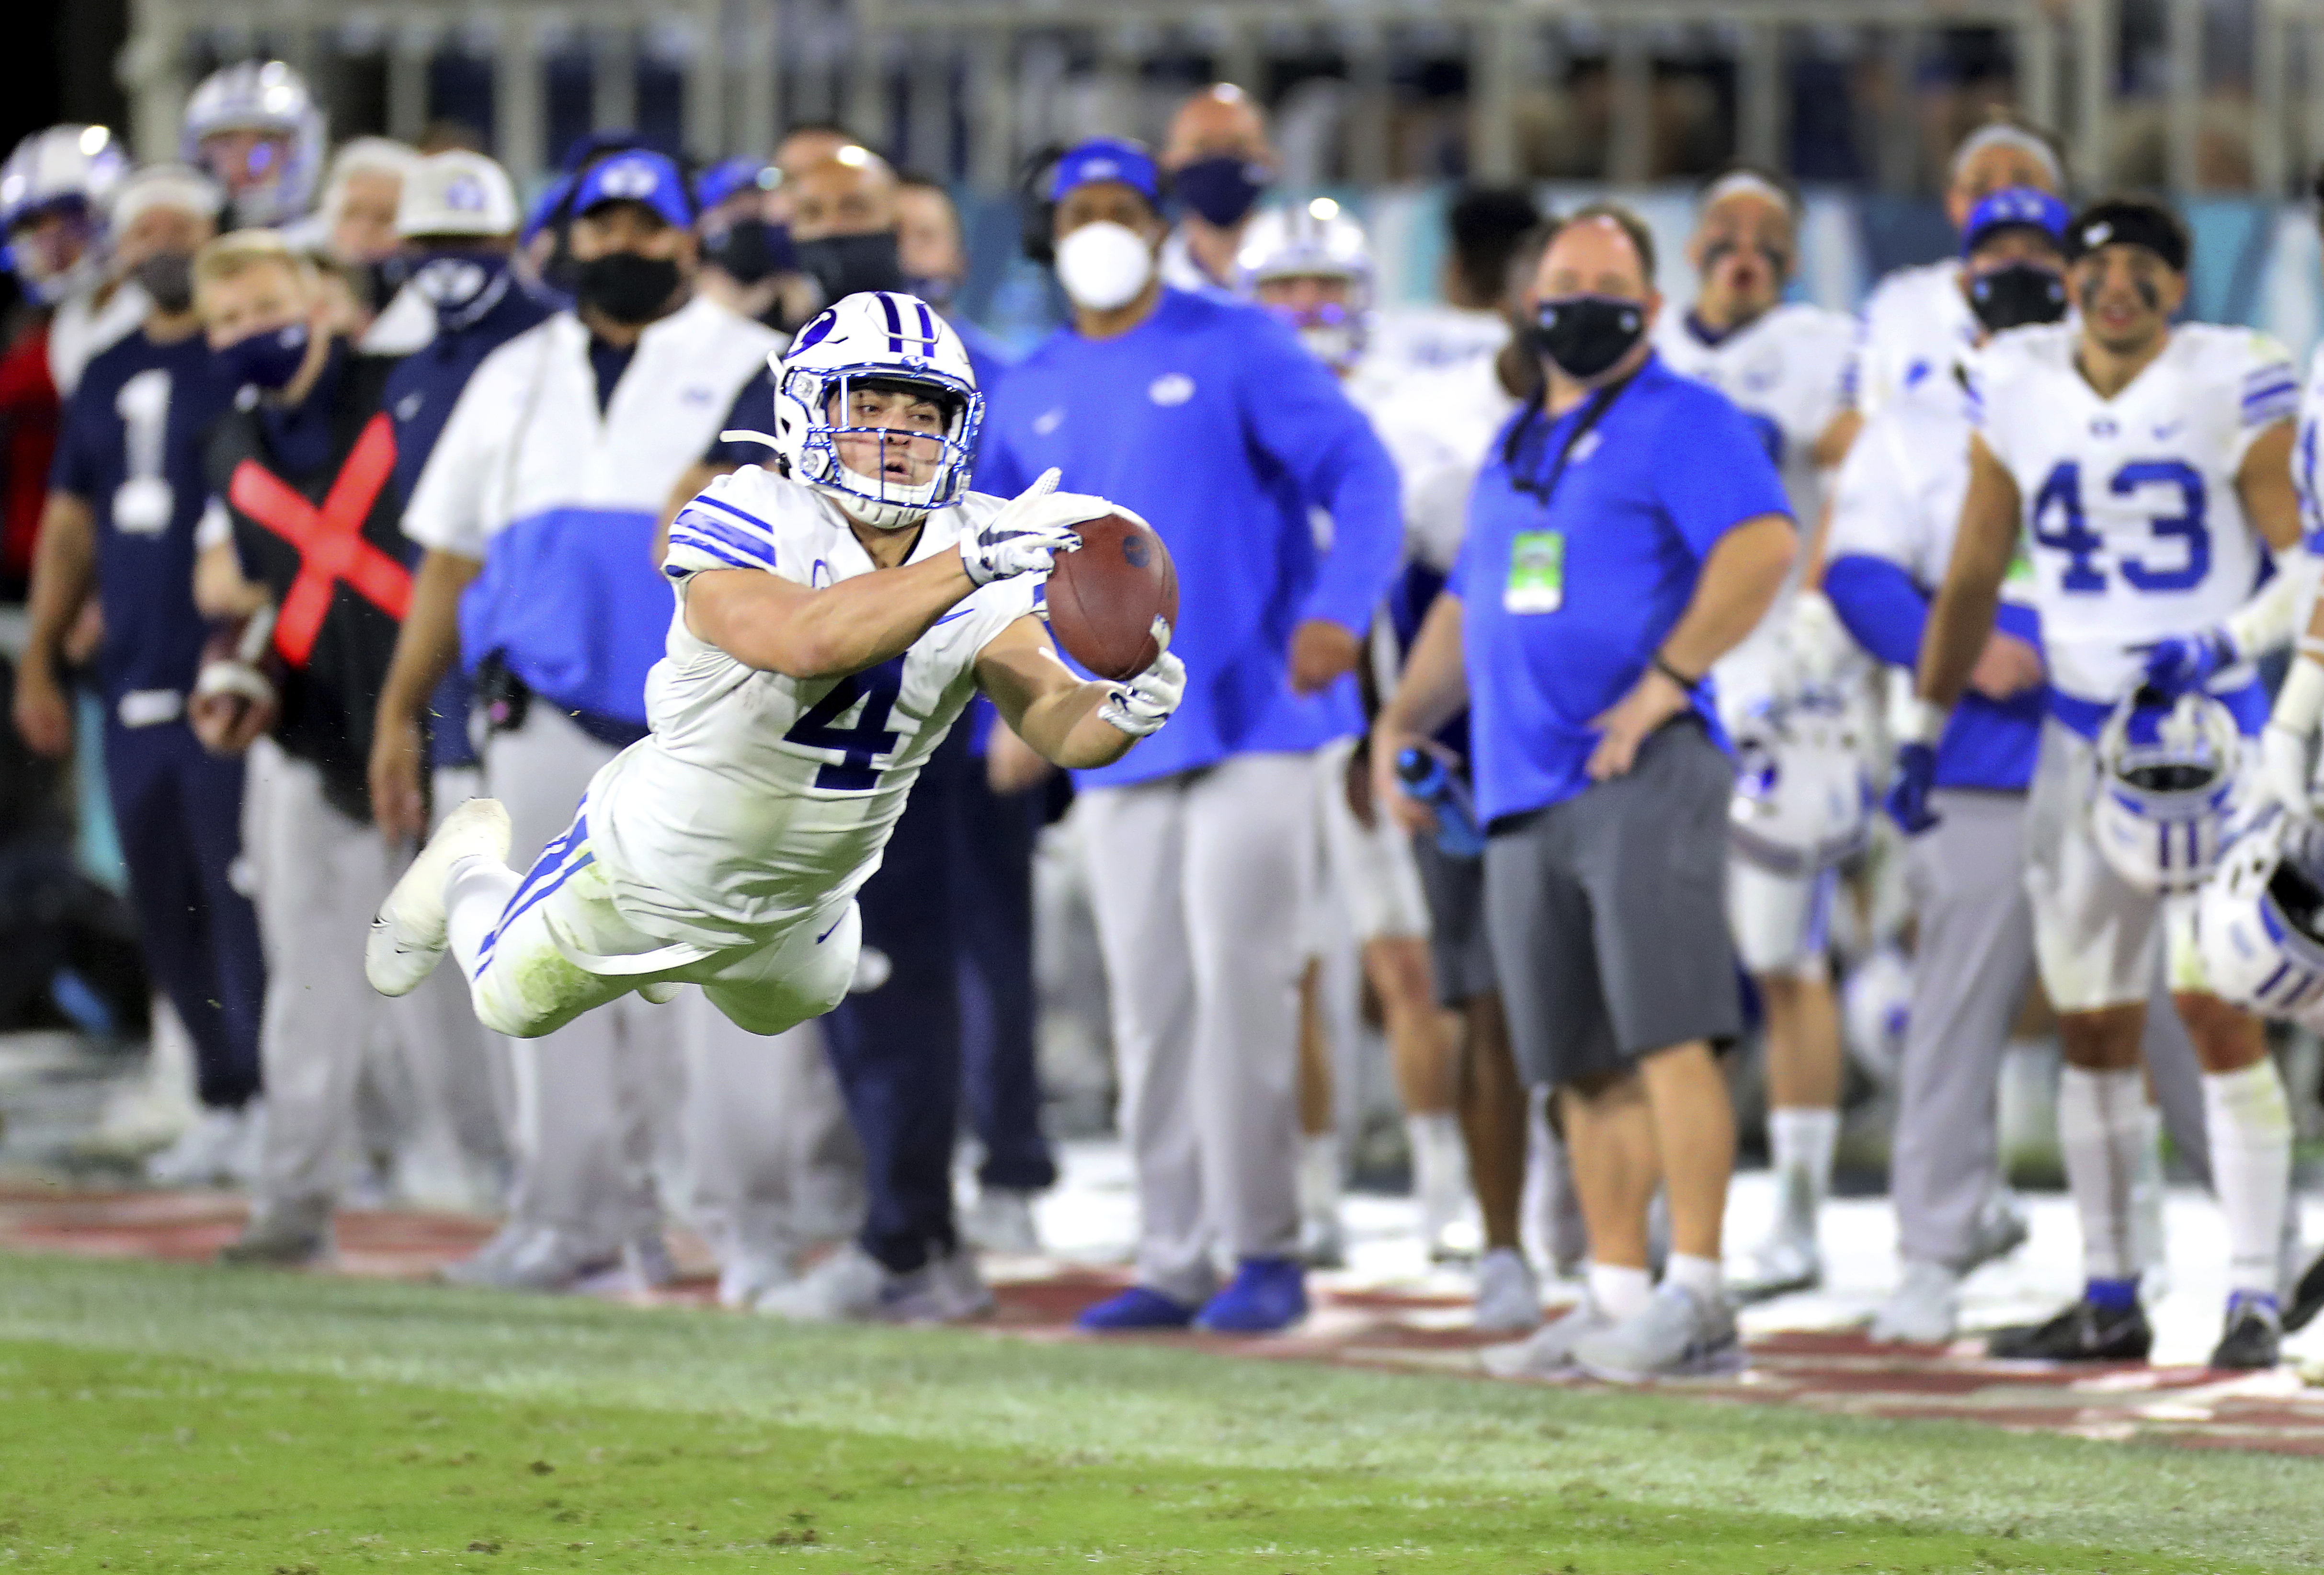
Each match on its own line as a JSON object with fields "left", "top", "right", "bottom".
{"left": 2284, "top": 1250, "right": 2324, "bottom": 1335}
{"left": 1986, "top": 1299, "right": 2152, "bottom": 1362}
{"left": 2209, "top": 1296, "right": 2283, "bottom": 1370}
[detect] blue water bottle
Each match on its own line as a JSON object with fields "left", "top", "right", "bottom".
{"left": 1396, "top": 748, "right": 1486, "bottom": 858}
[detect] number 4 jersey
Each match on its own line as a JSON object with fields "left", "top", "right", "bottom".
{"left": 582, "top": 464, "right": 1040, "bottom": 955}
{"left": 1968, "top": 320, "right": 2297, "bottom": 724}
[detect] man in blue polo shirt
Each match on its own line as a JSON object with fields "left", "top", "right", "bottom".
{"left": 1376, "top": 205, "right": 1795, "bottom": 1382}
{"left": 981, "top": 137, "right": 1402, "bottom": 1334}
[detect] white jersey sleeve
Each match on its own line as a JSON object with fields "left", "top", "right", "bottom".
{"left": 663, "top": 468, "right": 786, "bottom": 590}
{"left": 2297, "top": 343, "right": 2324, "bottom": 554}
{"left": 401, "top": 325, "right": 545, "bottom": 559}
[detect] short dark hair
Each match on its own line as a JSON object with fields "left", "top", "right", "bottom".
{"left": 1445, "top": 185, "right": 1544, "bottom": 308}
{"left": 895, "top": 170, "right": 952, "bottom": 201}
{"left": 1548, "top": 201, "right": 1658, "bottom": 285}
{"left": 1504, "top": 220, "right": 1557, "bottom": 301}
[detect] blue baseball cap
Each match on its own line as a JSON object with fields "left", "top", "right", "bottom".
{"left": 1960, "top": 185, "right": 2071, "bottom": 258}
{"left": 697, "top": 157, "right": 776, "bottom": 213}
{"left": 572, "top": 149, "right": 694, "bottom": 229}
{"left": 1049, "top": 137, "right": 1161, "bottom": 206}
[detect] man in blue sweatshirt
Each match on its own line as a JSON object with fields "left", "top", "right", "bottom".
{"left": 1821, "top": 187, "right": 2069, "bottom": 1344}
{"left": 980, "top": 137, "right": 1402, "bottom": 1333}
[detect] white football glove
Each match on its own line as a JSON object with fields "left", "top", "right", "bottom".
{"left": 959, "top": 466, "right": 1113, "bottom": 587}
{"left": 1099, "top": 632, "right": 1185, "bottom": 739}
{"left": 2259, "top": 723, "right": 2314, "bottom": 818}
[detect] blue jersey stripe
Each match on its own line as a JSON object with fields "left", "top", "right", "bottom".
{"left": 672, "top": 509, "right": 777, "bottom": 566}
{"left": 694, "top": 491, "right": 777, "bottom": 534}
{"left": 666, "top": 530, "right": 763, "bottom": 573}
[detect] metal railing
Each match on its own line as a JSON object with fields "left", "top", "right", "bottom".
{"left": 111, "top": 0, "right": 2323, "bottom": 198}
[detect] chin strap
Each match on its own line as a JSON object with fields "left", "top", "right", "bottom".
{"left": 718, "top": 428, "right": 782, "bottom": 449}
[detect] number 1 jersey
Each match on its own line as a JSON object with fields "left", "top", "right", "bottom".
{"left": 1967, "top": 321, "right": 2296, "bottom": 712}
{"left": 585, "top": 466, "right": 1040, "bottom": 953}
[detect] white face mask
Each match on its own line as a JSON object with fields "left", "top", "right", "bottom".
{"left": 1054, "top": 221, "right": 1155, "bottom": 312}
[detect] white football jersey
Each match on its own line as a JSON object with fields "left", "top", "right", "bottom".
{"left": 582, "top": 468, "right": 1039, "bottom": 952}
{"left": 1652, "top": 301, "right": 1854, "bottom": 524}
{"left": 1826, "top": 388, "right": 1976, "bottom": 596}
{"left": 2295, "top": 341, "right": 2324, "bottom": 554}
{"left": 1654, "top": 301, "right": 1853, "bottom": 716}
{"left": 1344, "top": 352, "right": 1519, "bottom": 574}
{"left": 1851, "top": 260, "right": 1978, "bottom": 420}
{"left": 1969, "top": 321, "right": 2298, "bottom": 708}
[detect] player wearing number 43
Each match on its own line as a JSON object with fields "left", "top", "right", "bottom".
{"left": 1897, "top": 194, "right": 2308, "bottom": 1369}
{"left": 367, "top": 292, "right": 1182, "bottom": 1062}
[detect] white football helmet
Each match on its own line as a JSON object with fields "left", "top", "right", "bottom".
{"left": 1728, "top": 689, "right": 1874, "bottom": 876}
{"left": 1840, "top": 944, "right": 1914, "bottom": 1087}
{"left": 2195, "top": 804, "right": 2324, "bottom": 1027}
{"left": 182, "top": 59, "right": 325, "bottom": 228}
{"left": 1236, "top": 196, "right": 1373, "bottom": 369}
{"left": 2090, "top": 691, "right": 2244, "bottom": 895}
{"left": 1, "top": 125, "right": 128, "bottom": 302}
{"left": 764, "top": 291, "right": 983, "bottom": 530}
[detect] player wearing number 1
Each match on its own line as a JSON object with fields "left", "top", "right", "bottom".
{"left": 366, "top": 295, "right": 1181, "bottom": 1104}
{"left": 1897, "top": 196, "right": 2303, "bottom": 1368}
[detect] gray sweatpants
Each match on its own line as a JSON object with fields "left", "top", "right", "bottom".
{"left": 1894, "top": 791, "right": 2213, "bottom": 1270}
{"left": 486, "top": 707, "right": 672, "bottom": 1255}
{"left": 677, "top": 1000, "right": 865, "bottom": 1266}
{"left": 1893, "top": 790, "right": 2035, "bottom": 1268}
{"left": 243, "top": 740, "right": 422, "bottom": 1219}
{"left": 1078, "top": 752, "right": 1316, "bottom": 1304}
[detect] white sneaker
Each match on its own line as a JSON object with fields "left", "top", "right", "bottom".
{"left": 1729, "top": 1227, "right": 1821, "bottom": 1305}
{"left": 1479, "top": 1301, "right": 1609, "bottom": 1379}
{"left": 911, "top": 1246, "right": 995, "bottom": 1323}
{"left": 145, "top": 1106, "right": 249, "bottom": 1188}
{"left": 718, "top": 1244, "right": 800, "bottom": 1310}
{"left": 1869, "top": 1259, "right": 1960, "bottom": 1345}
{"left": 1964, "top": 1190, "right": 2029, "bottom": 1274}
{"left": 1300, "top": 1209, "right": 1347, "bottom": 1269}
{"left": 1572, "top": 1283, "right": 1746, "bottom": 1383}
{"left": 755, "top": 1243, "right": 894, "bottom": 1322}
{"left": 1472, "top": 1246, "right": 1542, "bottom": 1334}
{"left": 964, "top": 1187, "right": 1043, "bottom": 1255}
{"left": 440, "top": 1225, "right": 619, "bottom": 1292}
{"left": 367, "top": 798, "right": 512, "bottom": 996}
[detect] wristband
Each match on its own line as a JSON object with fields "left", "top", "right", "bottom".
{"left": 1899, "top": 696, "right": 1949, "bottom": 747}
{"left": 1651, "top": 651, "right": 1699, "bottom": 691}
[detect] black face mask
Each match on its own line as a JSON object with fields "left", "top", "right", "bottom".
{"left": 1173, "top": 155, "right": 1269, "bottom": 227}
{"left": 794, "top": 230, "right": 906, "bottom": 306}
{"left": 574, "top": 251, "right": 683, "bottom": 325}
{"left": 1531, "top": 295, "right": 1648, "bottom": 381}
{"left": 704, "top": 218, "right": 797, "bottom": 285}
{"left": 1969, "top": 262, "right": 2069, "bottom": 334}
{"left": 133, "top": 252, "right": 196, "bottom": 314}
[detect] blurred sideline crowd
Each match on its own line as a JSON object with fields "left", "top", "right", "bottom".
{"left": 5, "top": 56, "right": 2324, "bottom": 1383}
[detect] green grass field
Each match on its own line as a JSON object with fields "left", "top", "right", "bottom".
{"left": 0, "top": 1253, "right": 2318, "bottom": 1572}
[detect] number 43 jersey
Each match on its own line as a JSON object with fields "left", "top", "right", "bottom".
{"left": 1968, "top": 320, "right": 2297, "bottom": 718}
{"left": 584, "top": 465, "right": 1039, "bottom": 954}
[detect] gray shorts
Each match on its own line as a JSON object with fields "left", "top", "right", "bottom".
{"left": 1412, "top": 835, "right": 1494, "bottom": 1006}
{"left": 1483, "top": 720, "right": 1740, "bottom": 1088}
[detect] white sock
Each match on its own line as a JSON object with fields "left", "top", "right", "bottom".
{"left": 2057, "top": 1066, "right": 2147, "bottom": 1282}
{"left": 2203, "top": 1061, "right": 2294, "bottom": 1300}
{"left": 1406, "top": 1111, "right": 1469, "bottom": 1242}
{"left": 2127, "top": 1103, "right": 2167, "bottom": 1278}
{"left": 1663, "top": 1251, "right": 1723, "bottom": 1303}
{"left": 444, "top": 853, "right": 520, "bottom": 985}
{"left": 1298, "top": 1133, "right": 1341, "bottom": 1221}
{"left": 1767, "top": 1106, "right": 1839, "bottom": 1233}
{"left": 1586, "top": 1261, "right": 1653, "bottom": 1320}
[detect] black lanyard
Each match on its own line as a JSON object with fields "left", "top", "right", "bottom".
{"left": 1503, "top": 370, "right": 1638, "bottom": 510}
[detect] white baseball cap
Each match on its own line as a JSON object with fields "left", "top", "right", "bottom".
{"left": 110, "top": 162, "right": 224, "bottom": 229}
{"left": 395, "top": 150, "right": 519, "bottom": 240}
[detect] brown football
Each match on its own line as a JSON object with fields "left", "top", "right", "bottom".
{"left": 1046, "top": 513, "right": 1179, "bottom": 682}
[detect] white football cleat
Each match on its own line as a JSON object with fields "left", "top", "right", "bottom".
{"left": 366, "top": 798, "right": 512, "bottom": 997}
{"left": 1472, "top": 1246, "right": 1543, "bottom": 1335}
{"left": 1869, "top": 1259, "right": 1961, "bottom": 1345}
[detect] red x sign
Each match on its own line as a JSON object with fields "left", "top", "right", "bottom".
{"left": 228, "top": 412, "right": 412, "bottom": 667}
